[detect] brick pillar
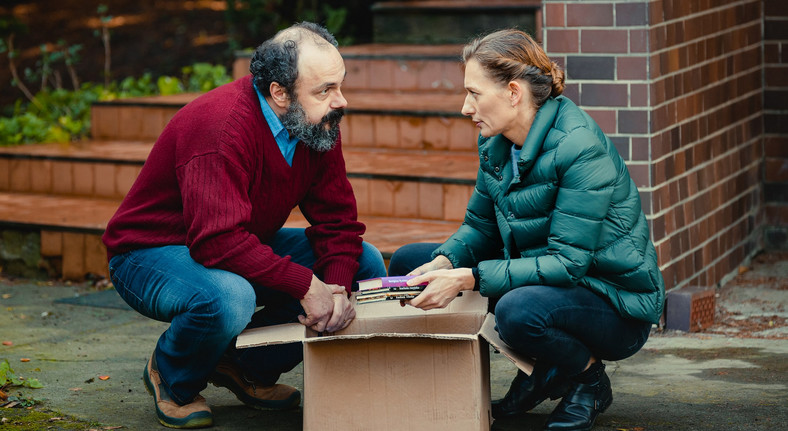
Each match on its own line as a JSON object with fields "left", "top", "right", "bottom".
{"left": 763, "top": 0, "right": 788, "bottom": 249}
{"left": 542, "top": 0, "right": 764, "bottom": 292}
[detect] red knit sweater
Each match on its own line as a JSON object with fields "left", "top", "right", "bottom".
{"left": 102, "top": 75, "right": 364, "bottom": 299}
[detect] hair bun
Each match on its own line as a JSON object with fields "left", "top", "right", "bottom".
{"left": 549, "top": 61, "right": 565, "bottom": 97}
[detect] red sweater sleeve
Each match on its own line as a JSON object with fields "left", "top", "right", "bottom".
{"left": 299, "top": 136, "right": 364, "bottom": 293}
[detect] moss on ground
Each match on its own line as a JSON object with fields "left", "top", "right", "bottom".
{"left": 0, "top": 407, "right": 102, "bottom": 430}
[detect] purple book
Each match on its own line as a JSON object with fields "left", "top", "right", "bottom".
{"left": 357, "top": 275, "right": 428, "bottom": 292}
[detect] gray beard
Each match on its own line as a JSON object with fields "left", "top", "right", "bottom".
{"left": 280, "top": 100, "right": 344, "bottom": 152}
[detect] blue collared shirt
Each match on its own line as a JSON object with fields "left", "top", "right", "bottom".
{"left": 253, "top": 84, "right": 299, "bottom": 166}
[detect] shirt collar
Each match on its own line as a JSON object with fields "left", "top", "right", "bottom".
{"left": 253, "top": 83, "right": 288, "bottom": 141}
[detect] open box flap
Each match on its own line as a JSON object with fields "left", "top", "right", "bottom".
{"left": 479, "top": 314, "right": 534, "bottom": 375}
{"left": 236, "top": 292, "right": 491, "bottom": 349}
{"left": 236, "top": 323, "right": 305, "bottom": 348}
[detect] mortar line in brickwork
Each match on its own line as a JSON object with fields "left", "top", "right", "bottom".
{"left": 648, "top": 42, "right": 762, "bottom": 81}
{"left": 650, "top": 69, "right": 762, "bottom": 112}
{"left": 648, "top": 111, "right": 763, "bottom": 166}
{"left": 648, "top": 3, "right": 760, "bottom": 37}
{"left": 652, "top": 193, "right": 760, "bottom": 258}
{"left": 663, "top": 238, "right": 760, "bottom": 292}
{"left": 647, "top": 31, "right": 761, "bottom": 75}
{"left": 649, "top": 156, "right": 761, "bottom": 218}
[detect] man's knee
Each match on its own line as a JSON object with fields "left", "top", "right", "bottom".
{"left": 194, "top": 273, "right": 256, "bottom": 336}
{"left": 357, "top": 241, "right": 387, "bottom": 279}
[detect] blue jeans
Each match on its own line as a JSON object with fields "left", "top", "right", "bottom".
{"left": 109, "top": 228, "right": 386, "bottom": 405}
{"left": 389, "top": 242, "right": 651, "bottom": 377}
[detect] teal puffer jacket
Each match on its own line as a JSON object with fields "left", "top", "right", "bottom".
{"left": 433, "top": 96, "right": 665, "bottom": 324}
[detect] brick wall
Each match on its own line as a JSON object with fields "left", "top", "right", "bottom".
{"left": 763, "top": 0, "right": 788, "bottom": 249}
{"left": 542, "top": 0, "right": 764, "bottom": 293}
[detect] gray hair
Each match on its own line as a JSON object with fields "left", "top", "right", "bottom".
{"left": 250, "top": 22, "right": 338, "bottom": 98}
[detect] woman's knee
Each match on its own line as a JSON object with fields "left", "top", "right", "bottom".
{"left": 494, "top": 288, "right": 548, "bottom": 344}
{"left": 388, "top": 242, "right": 439, "bottom": 276}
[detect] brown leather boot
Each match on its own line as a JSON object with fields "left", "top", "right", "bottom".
{"left": 209, "top": 358, "right": 301, "bottom": 410}
{"left": 143, "top": 353, "right": 213, "bottom": 429}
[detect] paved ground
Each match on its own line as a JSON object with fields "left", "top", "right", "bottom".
{"left": 0, "top": 251, "right": 786, "bottom": 430}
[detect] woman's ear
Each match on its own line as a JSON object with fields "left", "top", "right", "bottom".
{"left": 508, "top": 81, "right": 523, "bottom": 107}
{"left": 269, "top": 82, "right": 290, "bottom": 109}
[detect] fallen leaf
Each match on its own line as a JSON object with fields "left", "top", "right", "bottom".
{"left": 1, "top": 341, "right": 11, "bottom": 346}
{"left": 20, "top": 358, "right": 30, "bottom": 362}
{"left": 69, "top": 387, "right": 82, "bottom": 392}
{"left": 48, "top": 417, "right": 64, "bottom": 422}
{"left": 738, "top": 265, "right": 750, "bottom": 274}
{"left": 1, "top": 294, "right": 11, "bottom": 299}
{"left": 103, "top": 426, "right": 124, "bottom": 430}
{"left": 98, "top": 375, "right": 110, "bottom": 381}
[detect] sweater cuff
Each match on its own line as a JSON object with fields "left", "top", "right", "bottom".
{"left": 282, "top": 264, "right": 314, "bottom": 300}
{"left": 471, "top": 267, "right": 481, "bottom": 291}
{"left": 321, "top": 260, "right": 359, "bottom": 294}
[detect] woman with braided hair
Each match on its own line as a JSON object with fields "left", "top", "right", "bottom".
{"left": 388, "top": 29, "right": 664, "bottom": 431}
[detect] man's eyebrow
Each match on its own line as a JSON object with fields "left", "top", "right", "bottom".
{"left": 313, "top": 71, "right": 348, "bottom": 92}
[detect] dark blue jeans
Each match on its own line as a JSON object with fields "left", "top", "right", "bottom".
{"left": 109, "top": 228, "right": 387, "bottom": 405}
{"left": 389, "top": 243, "right": 651, "bottom": 377}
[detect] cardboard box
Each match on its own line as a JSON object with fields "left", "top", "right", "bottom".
{"left": 236, "top": 291, "right": 532, "bottom": 431}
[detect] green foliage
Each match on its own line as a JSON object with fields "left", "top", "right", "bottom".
{"left": 0, "top": 2, "right": 233, "bottom": 146}
{"left": 0, "top": 65, "right": 230, "bottom": 146}
{"left": 156, "top": 75, "right": 183, "bottom": 95}
{"left": 182, "top": 63, "right": 232, "bottom": 93}
{"left": 0, "top": 358, "right": 43, "bottom": 389}
{"left": 117, "top": 73, "right": 157, "bottom": 98}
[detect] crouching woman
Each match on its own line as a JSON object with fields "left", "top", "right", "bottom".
{"left": 389, "top": 29, "right": 665, "bottom": 431}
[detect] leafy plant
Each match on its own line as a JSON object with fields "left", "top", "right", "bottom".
{"left": 182, "top": 63, "right": 232, "bottom": 92}
{"left": 0, "top": 358, "right": 43, "bottom": 390}
{"left": 0, "top": 64, "right": 230, "bottom": 146}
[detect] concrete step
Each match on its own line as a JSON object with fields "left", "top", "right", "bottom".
{"left": 233, "top": 43, "right": 466, "bottom": 93}
{"left": 90, "top": 91, "right": 477, "bottom": 151}
{"left": 0, "top": 141, "right": 476, "bottom": 221}
{"left": 371, "top": 0, "right": 540, "bottom": 44}
{"left": 0, "top": 191, "right": 460, "bottom": 280}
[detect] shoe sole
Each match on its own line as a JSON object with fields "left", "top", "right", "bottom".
{"left": 143, "top": 364, "right": 213, "bottom": 429}
{"left": 209, "top": 372, "right": 301, "bottom": 411}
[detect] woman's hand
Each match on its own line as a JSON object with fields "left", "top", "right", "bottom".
{"left": 407, "top": 268, "right": 475, "bottom": 310}
{"left": 407, "top": 255, "right": 454, "bottom": 276}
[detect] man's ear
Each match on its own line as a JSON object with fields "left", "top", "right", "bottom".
{"left": 269, "top": 82, "right": 290, "bottom": 109}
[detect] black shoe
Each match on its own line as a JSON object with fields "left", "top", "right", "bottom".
{"left": 492, "top": 365, "right": 569, "bottom": 419}
{"left": 543, "top": 363, "right": 613, "bottom": 431}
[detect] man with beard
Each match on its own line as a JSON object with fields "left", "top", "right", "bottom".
{"left": 102, "top": 22, "right": 387, "bottom": 429}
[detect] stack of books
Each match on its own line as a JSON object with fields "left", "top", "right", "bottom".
{"left": 355, "top": 276, "right": 428, "bottom": 304}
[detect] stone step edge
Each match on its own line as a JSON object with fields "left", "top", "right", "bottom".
{"left": 0, "top": 192, "right": 459, "bottom": 257}
{"left": 235, "top": 43, "right": 465, "bottom": 62}
{"left": 91, "top": 95, "right": 467, "bottom": 118}
{"left": 0, "top": 145, "right": 478, "bottom": 185}
{"left": 372, "top": 0, "right": 542, "bottom": 13}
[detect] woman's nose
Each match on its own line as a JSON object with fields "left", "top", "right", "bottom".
{"left": 461, "top": 94, "right": 474, "bottom": 116}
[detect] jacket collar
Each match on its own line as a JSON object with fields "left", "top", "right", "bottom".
{"left": 518, "top": 97, "right": 560, "bottom": 172}
{"left": 480, "top": 97, "right": 561, "bottom": 178}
